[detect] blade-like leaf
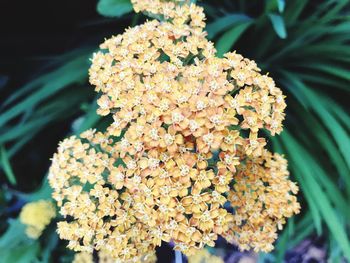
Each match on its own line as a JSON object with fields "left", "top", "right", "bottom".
{"left": 1, "top": 242, "right": 40, "bottom": 263}
{"left": 281, "top": 131, "right": 350, "bottom": 260}
{"left": 0, "top": 219, "right": 27, "bottom": 249}
{"left": 282, "top": 72, "right": 350, "bottom": 171}
{"left": 97, "top": 0, "right": 133, "bottom": 17}
{"left": 0, "top": 145, "right": 17, "bottom": 185}
{"left": 215, "top": 21, "right": 252, "bottom": 57}
{"left": 284, "top": 0, "right": 307, "bottom": 24}
{"left": 277, "top": 0, "right": 285, "bottom": 13}
{"left": 304, "top": 115, "right": 350, "bottom": 197}
{"left": 74, "top": 99, "right": 100, "bottom": 134}
{"left": 206, "top": 14, "right": 252, "bottom": 39}
{"left": 1, "top": 49, "right": 92, "bottom": 109}
{"left": 268, "top": 13, "right": 287, "bottom": 39}
{"left": 301, "top": 63, "right": 350, "bottom": 82}
{"left": 0, "top": 55, "right": 89, "bottom": 127}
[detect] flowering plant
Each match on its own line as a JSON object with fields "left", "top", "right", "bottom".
{"left": 48, "top": 0, "right": 300, "bottom": 261}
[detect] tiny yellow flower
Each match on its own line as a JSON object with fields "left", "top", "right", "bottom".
{"left": 19, "top": 200, "right": 56, "bottom": 239}
{"left": 49, "top": 0, "right": 299, "bottom": 259}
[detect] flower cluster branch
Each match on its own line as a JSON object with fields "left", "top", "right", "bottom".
{"left": 49, "top": 0, "right": 300, "bottom": 262}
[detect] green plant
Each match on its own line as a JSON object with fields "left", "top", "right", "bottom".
{"left": 205, "top": 0, "right": 350, "bottom": 260}
{"left": 1, "top": 0, "right": 349, "bottom": 261}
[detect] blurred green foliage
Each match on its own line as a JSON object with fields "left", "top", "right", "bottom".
{"left": 0, "top": 0, "right": 349, "bottom": 262}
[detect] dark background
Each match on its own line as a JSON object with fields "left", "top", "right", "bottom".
{"left": 1, "top": 0, "right": 100, "bottom": 86}
{"left": 0, "top": 0, "right": 132, "bottom": 190}
{"left": 1, "top": 1, "right": 349, "bottom": 261}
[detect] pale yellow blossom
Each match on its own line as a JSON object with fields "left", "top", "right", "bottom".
{"left": 19, "top": 200, "right": 56, "bottom": 239}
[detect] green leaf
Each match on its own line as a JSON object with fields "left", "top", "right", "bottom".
{"left": 282, "top": 73, "right": 350, "bottom": 171}
{"left": 275, "top": 220, "right": 291, "bottom": 262}
{"left": 302, "top": 63, "right": 350, "bottom": 82}
{"left": 310, "top": 160, "right": 350, "bottom": 221}
{"left": 1, "top": 242, "right": 40, "bottom": 263}
{"left": 304, "top": 114, "right": 350, "bottom": 197}
{"left": 297, "top": 44, "right": 350, "bottom": 61}
{"left": 206, "top": 14, "right": 252, "bottom": 39}
{"left": 281, "top": 131, "right": 350, "bottom": 260}
{"left": 0, "top": 114, "right": 58, "bottom": 144}
{"left": 294, "top": 168, "right": 323, "bottom": 235}
{"left": 8, "top": 130, "right": 38, "bottom": 158}
{"left": 291, "top": 212, "right": 314, "bottom": 248}
{"left": 73, "top": 99, "right": 101, "bottom": 134}
{"left": 0, "top": 219, "right": 27, "bottom": 249}
{"left": 0, "top": 55, "right": 89, "bottom": 128}
{"left": 10, "top": 177, "right": 52, "bottom": 203}
{"left": 0, "top": 145, "right": 17, "bottom": 185}
{"left": 0, "top": 85, "right": 92, "bottom": 146}
{"left": 1, "top": 49, "right": 91, "bottom": 110}
{"left": 284, "top": 0, "right": 307, "bottom": 24}
{"left": 277, "top": 0, "right": 285, "bottom": 13}
{"left": 296, "top": 72, "right": 350, "bottom": 92}
{"left": 309, "top": 97, "right": 350, "bottom": 170}
{"left": 26, "top": 178, "right": 53, "bottom": 202}
{"left": 329, "top": 235, "right": 344, "bottom": 262}
{"left": 215, "top": 21, "right": 252, "bottom": 57}
{"left": 268, "top": 13, "right": 287, "bottom": 39}
{"left": 40, "top": 230, "right": 59, "bottom": 262}
{"left": 97, "top": 0, "right": 133, "bottom": 17}
{"left": 265, "top": 0, "right": 285, "bottom": 13}
{"left": 323, "top": 98, "right": 350, "bottom": 132}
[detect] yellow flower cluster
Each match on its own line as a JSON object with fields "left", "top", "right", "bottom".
{"left": 132, "top": 0, "right": 206, "bottom": 32}
{"left": 187, "top": 249, "right": 223, "bottom": 263}
{"left": 19, "top": 200, "right": 56, "bottom": 239}
{"left": 90, "top": 20, "right": 286, "bottom": 139}
{"left": 225, "top": 150, "right": 300, "bottom": 252}
{"left": 72, "top": 252, "right": 93, "bottom": 263}
{"left": 49, "top": 0, "right": 300, "bottom": 260}
{"left": 49, "top": 134, "right": 157, "bottom": 262}
{"left": 73, "top": 250, "right": 156, "bottom": 263}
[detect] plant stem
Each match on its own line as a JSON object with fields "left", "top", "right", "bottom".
{"left": 175, "top": 250, "right": 183, "bottom": 263}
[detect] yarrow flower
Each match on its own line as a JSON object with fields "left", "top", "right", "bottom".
{"left": 187, "top": 248, "right": 223, "bottom": 263}
{"left": 49, "top": 133, "right": 157, "bottom": 261}
{"left": 72, "top": 252, "right": 93, "bottom": 263}
{"left": 49, "top": 0, "right": 300, "bottom": 261}
{"left": 19, "top": 200, "right": 56, "bottom": 239}
{"left": 73, "top": 250, "right": 156, "bottom": 263}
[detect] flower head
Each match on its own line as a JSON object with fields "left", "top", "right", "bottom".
{"left": 19, "top": 200, "right": 56, "bottom": 239}
{"left": 49, "top": 0, "right": 299, "bottom": 259}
